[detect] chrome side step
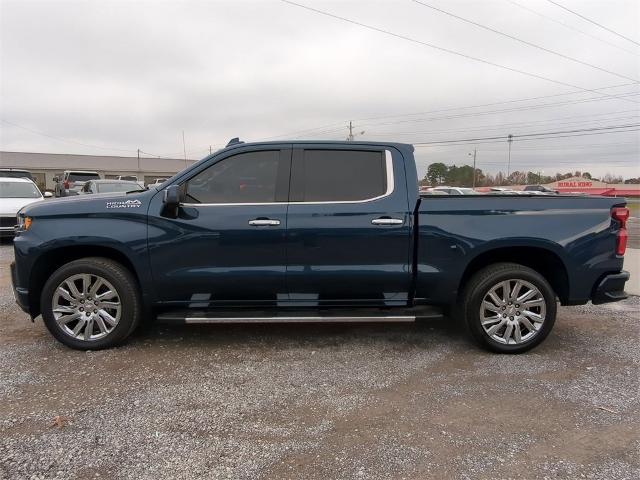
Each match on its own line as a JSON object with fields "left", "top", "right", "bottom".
{"left": 156, "top": 306, "right": 443, "bottom": 325}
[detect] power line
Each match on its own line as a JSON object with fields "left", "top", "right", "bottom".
{"left": 505, "top": 0, "right": 638, "bottom": 56}
{"left": 368, "top": 111, "right": 640, "bottom": 137}
{"left": 546, "top": 0, "right": 640, "bottom": 47}
{"left": 357, "top": 91, "right": 640, "bottom": 128}
{"left": 1, "top": 119, "right": 136, "bottom": 154}
{"left": 353, "top": 82, "right": 638, "bottom": 123}
{"left": 263, "top": 83, "right": 639, "bottom": 141}
{"left": 411, "top": 0, "right": 638, "bottom": 82}
{"left": 413, "top": 123, "right": 640, "bottom": 146}
{"left": 280, "top": 0, "right": 639, "bottom": 104}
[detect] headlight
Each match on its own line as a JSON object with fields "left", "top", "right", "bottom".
{"left": 16, "top": 215, "right": 32, "bottom": 232}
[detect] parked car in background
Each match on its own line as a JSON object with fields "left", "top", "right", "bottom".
{"left": 54, "top": 171, "right": 101, "bottom": 197}
{"left": 0, "top": 169, "right": 35, "bottom": 182}
{"left": 420, "top": 189, "right": 448, "bottom": 195}
{"left": 0, "top": 177, "right": 50, "bottom": 237}
{"left": 146, "top": 178, "right": 169, "bottom": 188}
{"left": 11, "top": 140, "right": 629, "bottom": 354}
{"left": 79, "top": 179, "right": 145, "bottom": 195}
{"left": 117, "top": 175, "right": 138, "bottom": 182}
{"left": 524, "top": 185, "right": 558, "bottom": 194}
{"left": 429, "top": 186, "right": 476, "bottom": 195}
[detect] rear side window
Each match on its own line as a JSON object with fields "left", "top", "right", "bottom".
{"left": 185, "top": 150, "right": 284, "bottom": 204}
{"left": 291, "top": 150, "right": 388, "bottom": 202}
{"left": 68, "top": 172, "right": 100, "bottom": 182}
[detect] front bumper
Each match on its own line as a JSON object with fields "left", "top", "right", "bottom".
{"left": 591, "top": 271, "right": 630, "bottom": 305}
{"left": 10, "top": 261, "right": 30, "bottom": 313}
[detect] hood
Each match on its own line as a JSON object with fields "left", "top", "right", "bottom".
{"left": 20, "top": 190, "right": 154, "bottom": 217}
{"left": 0, "top": 197, "right": 44, "bottom": 216}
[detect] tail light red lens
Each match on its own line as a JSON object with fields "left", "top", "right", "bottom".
{"left": 64, "top": 180, "right": 69, "bottom": 189}
{"left": 612, "top": 207, "right": 630, "bottom": 256}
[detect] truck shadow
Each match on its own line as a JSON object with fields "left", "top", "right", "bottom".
{"left": 130, "top": 317, "right": 467, "bottom": 350}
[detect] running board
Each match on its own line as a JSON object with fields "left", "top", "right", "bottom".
{"left": 156, "top": 307, "right": 443, "bottom": 325}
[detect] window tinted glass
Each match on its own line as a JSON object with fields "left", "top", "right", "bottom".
{"left": 292, "top": 150, "right": 387, "bottom": 202}
{"left": 185, "top": 150, "right": 281, "bottom": 204}
{"left": 68, "top": 173, "right": 100, "bottom": 182}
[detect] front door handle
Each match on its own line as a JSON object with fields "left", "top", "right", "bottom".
{"left": 248, "top": 218, "right": 281, "bottom": 226}
{"left": 371, "top": 217, "right": 404, "bottom": 225}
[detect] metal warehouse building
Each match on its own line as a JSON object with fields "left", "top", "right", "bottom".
{"left": 0, "top": 151, "right": 197, "bottom": 191}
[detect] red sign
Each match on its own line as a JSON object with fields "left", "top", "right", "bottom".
{"left": 558, "top": 181, "right": 593, "bottom": 188}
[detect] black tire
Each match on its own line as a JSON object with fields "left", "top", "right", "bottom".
{"left": 41, "top": 257, "right": 141, "bottom": 350}
{"left": 461, "top": 262, "right": 557, "bottom": 354}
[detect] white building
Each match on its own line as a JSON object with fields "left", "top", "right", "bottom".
{"left": 0, "top": 151, "right": 198, "bottom": 190}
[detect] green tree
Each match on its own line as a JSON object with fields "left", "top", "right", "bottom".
{"left": 426, "top": 162, "right": 448, "bottom": 185}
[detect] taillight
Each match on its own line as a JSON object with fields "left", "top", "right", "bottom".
{"left": 64, "top": 180, "right": 70, "bottom": 189}
{"left": 612, "top": 207, "right": 629, "bottom": 256}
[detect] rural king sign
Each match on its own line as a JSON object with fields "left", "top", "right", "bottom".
{"left": 558, "top": 181, "right": 593, "bottom": 188}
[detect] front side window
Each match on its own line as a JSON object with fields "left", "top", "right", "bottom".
{"left": 291, "top": 149, "right": 387, "bottom": 202}
{"left": 185, "top": 150, "right": 282, "bottom": 204}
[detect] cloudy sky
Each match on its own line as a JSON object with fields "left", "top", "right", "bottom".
{"left": 1, "top": 0, "right": 639, "bottom": 179}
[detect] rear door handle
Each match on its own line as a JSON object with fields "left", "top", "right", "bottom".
{"left": 371, "top": 217, "right": 404, "bottom": 225}
{"left": 248, "top": 218, "right": 281, "bottom": 226}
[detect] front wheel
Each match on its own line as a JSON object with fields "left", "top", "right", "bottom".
{"left": 462, "top": 263, "right": 557, "bottom": 354}
{"left": 41, "top": 257, "right": 141, "bottom": 350}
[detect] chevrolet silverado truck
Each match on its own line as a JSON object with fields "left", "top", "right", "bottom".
{"left": 11, "top": 140, "right": 630, "bottom": 353}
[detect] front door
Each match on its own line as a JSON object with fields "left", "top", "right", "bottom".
{"left": 148, "top": 146, "right": 291, "bottom": 307}
{"left": 285, "top": 146, "right": 412, "bottom": 307}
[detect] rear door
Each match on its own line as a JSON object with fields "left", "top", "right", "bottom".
{"left": 285, "top": 145, "right": 412, "bottom": 306}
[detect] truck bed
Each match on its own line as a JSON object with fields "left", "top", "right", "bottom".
{"left": 415, "top": 195, "right": 626, "bottom": 305}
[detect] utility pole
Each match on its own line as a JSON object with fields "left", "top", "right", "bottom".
{"left": 346, "top": 121, "right": 364, "bottom": 141}
{"left": 507, "top": 134, "right": 513, "bottom": 180}
{"left": 209, "top": 145, "right": 212, "bottom": 155}
{"left": 137, "top": 148, "right": 140, "bottom": 173}
{"left": 182, "top": 130, "right": 187, "bottom": 167}
{"left": 468, "top": 148, "right": 477, "bottom": 189}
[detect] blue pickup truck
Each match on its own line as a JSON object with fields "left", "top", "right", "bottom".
{"left": 10, "top": 140, "right": 630, "bottom": 353}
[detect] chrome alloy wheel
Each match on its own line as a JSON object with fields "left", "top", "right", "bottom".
{"left": 479, "top": 279, "right": 546, "bottom": 345}
{"left": 51, "top": 273, "right": 121, "bottom": 341}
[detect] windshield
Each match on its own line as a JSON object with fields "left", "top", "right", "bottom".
{"left": 0, "top": 181, "right": 41, "bottom": 198}
{"left": 0, "top": 171, "right": 34, "bottom": 181}
{"left": 459, "top": 188, "right": 476, "bottom": 195}
{"left": 96, "top": 183, "right": 143, "bottom": 193}
{"left": 68, "top": 173, "right": 100, "bottom": 182}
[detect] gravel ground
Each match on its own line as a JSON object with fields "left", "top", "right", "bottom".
{"left": 1, "top": 240, "right": 639, "bottom": 480}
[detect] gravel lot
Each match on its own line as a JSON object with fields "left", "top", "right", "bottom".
{"left": 1, "top": 240, "right": 639, "bottom": 480}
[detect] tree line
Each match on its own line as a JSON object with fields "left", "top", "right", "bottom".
{"left": 421, "top": 162, "right": 639, "bottom": 187}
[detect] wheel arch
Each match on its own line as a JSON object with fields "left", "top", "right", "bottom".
{"left": 458, "top": 246, "right": 570, "bottom": 305}
{"left": 28, "top": 245, "right": 143, "bottom": 318}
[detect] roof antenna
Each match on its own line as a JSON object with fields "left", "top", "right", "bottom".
{"left": 226, "top": 137, "right": 243, "bottom": 147}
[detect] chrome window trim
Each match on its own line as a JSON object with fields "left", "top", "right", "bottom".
{"left": 180, "top": 150, "right": 394, "bottom": 207}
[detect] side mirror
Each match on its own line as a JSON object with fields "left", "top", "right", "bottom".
{"left": 162, "top": 184, "right": 181, "bottom": 218}
{"left": 43, "top": 191, "right": 53, "bottom": 198}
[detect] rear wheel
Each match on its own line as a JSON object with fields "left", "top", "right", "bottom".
{"left": 462, "top": 263, "right": 557, "bottom": 353}
{"left": 41, "top": 257, "right": 141, "bottom": 350}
